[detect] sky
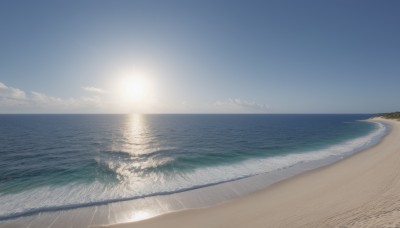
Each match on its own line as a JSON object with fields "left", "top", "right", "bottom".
{"left": 0, "top": 0, "right": 399, "bottom": 114}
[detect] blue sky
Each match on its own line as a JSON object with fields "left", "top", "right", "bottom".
{"left": 0, "top": 0, "right": 399, "bottom": 113}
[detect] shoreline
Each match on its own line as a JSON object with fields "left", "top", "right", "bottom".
{"left": 0, "top": 117, "right": 392, "bottom": 228}
{"left": 100, "top": 118, "right": 400, "bottom": 228}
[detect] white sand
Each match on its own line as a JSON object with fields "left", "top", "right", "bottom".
{"left": 99, "top": 118, "right": 400, "bottom": 228}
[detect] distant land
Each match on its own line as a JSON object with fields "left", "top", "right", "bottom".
{"left": 376, "top": 112, "right": 400, "bottom": 120}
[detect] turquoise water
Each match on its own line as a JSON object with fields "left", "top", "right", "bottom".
{"left": 0, "top": 114, "right": 386, "bottom": 220}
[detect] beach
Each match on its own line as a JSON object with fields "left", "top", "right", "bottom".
{"left": 101, "top": 118, "right": 400, "bottom": 228}
{"left": 2, "top": 0, "right": 400, "bottom": 227}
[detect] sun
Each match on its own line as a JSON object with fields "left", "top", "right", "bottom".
{"left": 118, "top": 76, "right": 151, "bottom": 104}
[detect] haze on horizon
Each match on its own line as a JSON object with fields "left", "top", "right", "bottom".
{"left": 1, "top": 0, "right": 399, "bottom": 114}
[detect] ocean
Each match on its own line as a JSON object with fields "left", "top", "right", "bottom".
{"left": 0, "top": 114, "right": 387, "bottom": 221}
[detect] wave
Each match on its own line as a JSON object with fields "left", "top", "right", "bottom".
{"left": 0, "top": 121, "right": 388, "bottom": 221}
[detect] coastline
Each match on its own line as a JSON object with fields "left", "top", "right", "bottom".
{"left": 100, "top": 118, "right": 400, "bottom": 228}
{"left": 0, "top": 117, "right": 394, "bottom": 228}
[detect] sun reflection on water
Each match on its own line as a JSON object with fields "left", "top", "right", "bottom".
{"left": 129, "top": 210, "right": 154, "bottom": 222}
{"left": 108, "top": 114, "right": 173, "bottom": 187}
{"left": 124, "top": 114, "right": 152, "bottom": 155}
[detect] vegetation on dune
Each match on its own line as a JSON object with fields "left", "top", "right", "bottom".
{"left": 375, "top": 112, "right": 400, "bottom": 120}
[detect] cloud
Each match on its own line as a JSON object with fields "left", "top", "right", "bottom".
{"left": 214, "top": 98, "right": 270, "bottom": 113}
{"left": 0, "top": 82, "right": 27, "bottom": 101}
{"left": 82, "top": 86, "right": 108, "bottom": 94}
{"left": 1, "top": 82, "right": 271, "bottom": 114}
{"left": 0, "top": 82, "right": 107, "bottom": 113}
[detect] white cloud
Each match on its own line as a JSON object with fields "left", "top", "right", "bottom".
{"left": 0, "top": 82, "right": 109, "bottom": 113}
{"left": 0, "top": 82, "right": 26, "bottom": 101}
{"left": 31, "top": 91, "right": 55, "bottom": 102}
{"left": 214, "top": 98, "right": 270, "bottom": 113}
{"left": 82, "top": 86, "right": 108, "bottom": 94}
{"left": 1, "top": 82, "right": 272, "bottom": 114}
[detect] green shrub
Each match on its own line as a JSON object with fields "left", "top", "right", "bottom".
{"left": 375, "top": 112, "right": 400, "bottom": 120}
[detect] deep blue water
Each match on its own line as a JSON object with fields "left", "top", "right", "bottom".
{"left": 0, "top": 114, "right": 386, "bottom": 219}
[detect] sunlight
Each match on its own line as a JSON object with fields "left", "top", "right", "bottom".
{"left": 112, "top": 67, "right": 158, "bottom": 113}
{"left": 129, "top": 210, "right": 154, "bottom": 222}
{"left": 119, "top": 75, "right": 151, "bottom": 104}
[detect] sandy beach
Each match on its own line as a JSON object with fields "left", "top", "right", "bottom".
{"left": 99, "top": 118, "right": 400, "bottom": 228}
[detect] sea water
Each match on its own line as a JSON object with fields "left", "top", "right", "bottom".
{"left": 0, "top": 114, "right": 387, "bottom": 221}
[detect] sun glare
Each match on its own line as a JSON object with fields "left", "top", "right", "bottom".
{"left": 118, "top": 76, "right": 151, "bottom": 104}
